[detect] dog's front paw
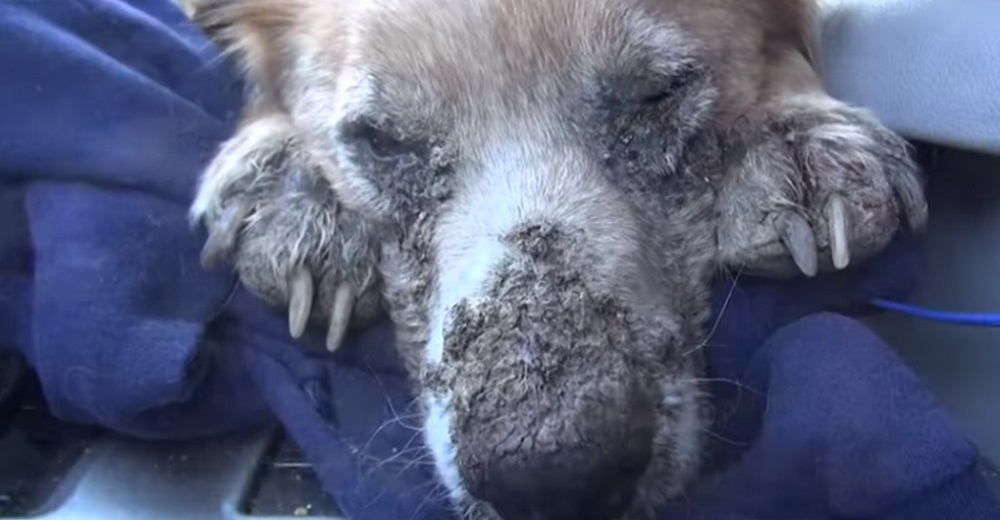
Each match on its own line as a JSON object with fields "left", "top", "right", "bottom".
{"left": 190, "top": 116, "right": 384, "bottom": 350}
{"left": 716, "top": 103, "right": 928, "bottom": 277}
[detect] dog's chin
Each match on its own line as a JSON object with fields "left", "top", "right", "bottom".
{"left": 422, "top": 389, "right": 468, "bottom": 504}
{"left": 420, "top": 295, "right": 473, "bottom": 507}
{"left": 417, "top": 374, "right": 704, "bottom": 520}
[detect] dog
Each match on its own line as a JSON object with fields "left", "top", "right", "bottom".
{"left": 185, "top": 0, "right": 927, "bottom": 518}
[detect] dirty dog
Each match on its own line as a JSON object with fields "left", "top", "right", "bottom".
{"left": 186, "top": 0, "right": 928, "bottom": 518}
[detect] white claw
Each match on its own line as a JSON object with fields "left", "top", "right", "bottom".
{"left": 828, "top": 195, "right": 850, "bottom": 270}
{"left": 326, "top": 283, "right": 354, "bottom": 352}
{"left": 779, "top": 212, "right": 818, "bottom": 278}
{"left": 288, "top": 268, "right": 314, "bottom": 338}
{"left": 199, "top": 202, "right": 249, "bottom": 270}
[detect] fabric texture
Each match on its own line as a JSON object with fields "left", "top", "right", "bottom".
{"left": 1, "top": 1, "right": 998, "bottom": 519}
{"left": 819, "top": 0, "right": 1000, "bottom": 155}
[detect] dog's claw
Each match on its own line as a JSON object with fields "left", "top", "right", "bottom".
{"left": 200, "top": 202, "right": 249, "bottom": 269}
{"left": 828, "top": 195, "right": 850, "bottom": 270}
{"left": 889, "top": 172, "right": 928, "bottom": 231}
{"left": 288, "top": 268, "right": 314, "bottom": 338}
{"left": 779, "top": 212, "right": 817, "bottom": 277}
{"left": 325, "top": 283, "right": 354, "bottom": 352}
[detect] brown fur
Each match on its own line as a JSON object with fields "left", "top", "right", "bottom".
{"left": 187, "top": 1, "right": 927, "bottom": 519}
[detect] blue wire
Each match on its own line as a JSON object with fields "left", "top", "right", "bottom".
{"left": 870, "top": 298, "right": 1000, "bottom": 327}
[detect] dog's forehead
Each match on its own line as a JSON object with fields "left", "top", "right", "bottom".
{"left": 338, "top": 0, "right": 690, "bottom": 114}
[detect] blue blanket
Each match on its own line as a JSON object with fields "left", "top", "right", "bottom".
{"left": 1, "top": 1, "right": 997, "bottom": 519}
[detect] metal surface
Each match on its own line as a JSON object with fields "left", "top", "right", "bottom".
{"left": 6, "top": 428, "right": 348, "bottom": 520}
{"left": 0, "top": 376, "right": 346, "bottom": 520}
{"left": 34, "top": 430, "right": 270, "bottom": 520}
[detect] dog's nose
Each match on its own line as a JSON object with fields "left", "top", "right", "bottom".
{"left": 480, "top": 449, "right": 647, "bottom": 520}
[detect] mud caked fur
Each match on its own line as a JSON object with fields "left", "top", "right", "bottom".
{"left": 186, "top": 0, "right": 927, "bottom": 519}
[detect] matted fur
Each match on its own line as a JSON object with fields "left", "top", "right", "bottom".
{"left": 186, "top": 1, "right": 927, "bottom": 519}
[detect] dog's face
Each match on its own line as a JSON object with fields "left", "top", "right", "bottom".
{"left": 199, "top": 0, "right": 724, "bottom": 518}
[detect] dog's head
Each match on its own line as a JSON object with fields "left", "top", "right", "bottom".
{"left": 196, "top": 0, "right": 724, "bottom": 518}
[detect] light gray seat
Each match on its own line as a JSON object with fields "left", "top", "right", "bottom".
{"left": 818, "top": 0, "right": 1000, "bottom": 155}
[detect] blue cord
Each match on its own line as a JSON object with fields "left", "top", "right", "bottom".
{"left": 870, "top": 298, "right": 1000, "bottom": 327}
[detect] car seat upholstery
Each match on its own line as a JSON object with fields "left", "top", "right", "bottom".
{"left": 817, "top": 0, "right": 1000, "bottom": 155}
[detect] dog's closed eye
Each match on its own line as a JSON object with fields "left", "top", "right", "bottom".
{"left": 339, "top": 118, "right": 416, "bottom": 163}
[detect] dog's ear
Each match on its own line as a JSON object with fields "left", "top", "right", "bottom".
{"left": 190, "top": 0, "right": 303, "bottom": 113}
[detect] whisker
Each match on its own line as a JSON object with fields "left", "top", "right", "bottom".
{"left": 365, "top": 361, "right": 424, "bottom": 432}
{"left": 684, "top": 267, "right": 743, "bottom": 357}
{"left": 392, "top": 453, "right": 437, "bottom": 477}
{"left": 677, "top": 376, "right": 763, "bottom": 396}
{"left": 359, "top": 482, "right": 388, "bottom": 509}
{"left": 354, "top": 427, "right": 434, "bottom": 482}
{"left": 360, "top": 411, "right": 425, "bottom": 457}
{"left": 376, "top": 435, "right": 433, "bottom": 473}
{"left": 406, "top": 480, "right": 451, "bottom": 520}
{"left": 699, "top": 425, "right": 750, "bottom": 447}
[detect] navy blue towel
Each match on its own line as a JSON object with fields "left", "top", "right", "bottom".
{"left": 1, "top": 1, "right": 997, "bottom": 519}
